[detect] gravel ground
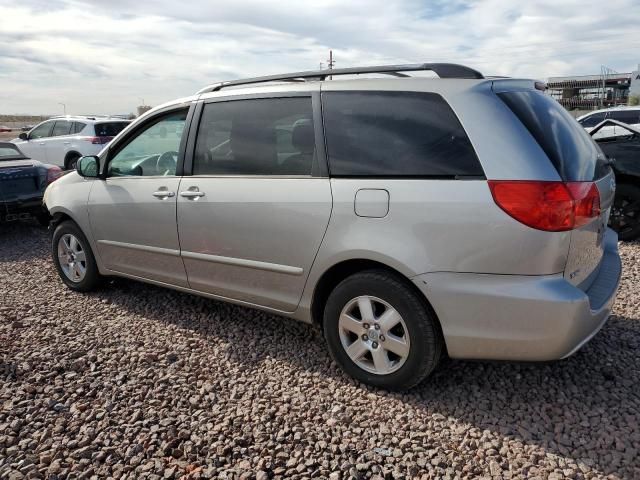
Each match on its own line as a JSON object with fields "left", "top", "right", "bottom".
{"left": 1, "top": 223, "right": 639, "bottom": 480}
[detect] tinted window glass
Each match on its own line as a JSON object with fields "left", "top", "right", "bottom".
{"left": 322, "top": 91, "right": 482, "bottom": 177}
{"left": 29, "top": 122, "right": 53, "bottom": 139}
{"left": 578, "top": 112, "right": 605, "bottom": 128}
{"left": 498, "top": 91, "right": 606, "bottom": 181}
{"left": 194, "top": 97, "right": 315, "bottom": 176}
{"left": 108, "top": 111, "right": 187, "bottom": 177}
{"left": 72, "top": 122, "right": 86, "bottom": 134}
{"left": 95, "top": 122, "right": 129, "bottom": 137}
{"left": 609, "top": 110, "right": 640, "bottom": 124}
{"left": 52, "top": 121, "right": 72, "bottom": 136}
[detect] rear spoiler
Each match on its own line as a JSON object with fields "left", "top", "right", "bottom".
{"left": 490, "top": 79, "right": 546, "bottom": 93}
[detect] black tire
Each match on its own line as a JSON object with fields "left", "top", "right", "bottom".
{"left": 52, "top": 220, "right": 101, "bottom": 291}
{"left": 323, "top": 269, "right": 443, "bottom": 390}
{"left": 65, "top": 153, "right": 81, "bottom": 171}
{"left": 609, "top": 184, "right": 640, "bottom": 241}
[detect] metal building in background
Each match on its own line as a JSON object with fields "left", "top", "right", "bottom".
{"left": 547, "top": 64, "right": 640, "bottom": 111}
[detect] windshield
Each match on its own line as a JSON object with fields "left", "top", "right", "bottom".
{"left": 0, "top": 145, "right": 26, "bottom": 160}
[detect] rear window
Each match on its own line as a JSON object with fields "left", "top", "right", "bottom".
{"left": 0, "top": 145, "right": 22, "bottom": 158}
{"left": 94, "top": 122, "right": 129, "bottom": 137}
{"left": 498, "top": 91, "right": 606, "bottom": 181}
{"left": 322, "top": 91, "right": 483, "bottom": 177}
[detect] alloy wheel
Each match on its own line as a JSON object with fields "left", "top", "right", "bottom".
{"left": 57, "top": 233, "right": 87, "bottom": 282}
{"left": 338, "top": 295, "right": 410, "bottom": 375}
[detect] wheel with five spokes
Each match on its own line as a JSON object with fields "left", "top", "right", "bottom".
{"left": 323, "top": 270, "right": 443, "bottom": 390}
{"left": 52, "top": 220, "right": 101, "bottom": 291}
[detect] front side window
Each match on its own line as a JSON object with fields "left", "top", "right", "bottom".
{"left": 579, "top": 113, "right": 606, "bottom": 128}
{"left": 193, "top": 97, "right": 315, "bottom": 176}
{"left": 52, "top": 121, "right": 72, "bottom": 137}
{"left": 322, "top": 91, "right": 483, "bottom": 177}
{"left": 29, "top": 122, "right": 53, "bottom": 139}
{"left": 107, "top": 110, "right": 187, "bottom": 177}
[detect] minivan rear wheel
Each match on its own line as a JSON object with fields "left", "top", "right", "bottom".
{"left": 323, "top": 270, "right": 442, "bottom": 390}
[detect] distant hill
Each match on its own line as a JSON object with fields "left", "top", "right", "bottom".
{"left": 0, "top": 114, "right": 48, "bottom": 124}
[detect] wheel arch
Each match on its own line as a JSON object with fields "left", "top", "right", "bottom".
{"left": 64, "top": 150, "right": 82, "bottom": 170}
{"left": 49, "top": 206, "right": 105, "bottom": 272}
{"left": 310, "top": 258, "right": 445, "bottom": 351}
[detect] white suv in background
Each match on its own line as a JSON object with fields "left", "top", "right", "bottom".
{"left": 577, "top": 106, "right": 640, "bottom": 139}
{"left": 12, "top": 116, "right": 131, "bottom": 170}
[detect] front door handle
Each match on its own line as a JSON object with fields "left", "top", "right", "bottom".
{"left": 180, "top": 189, "right": 205, "bottom": 199}
{"left": 152, "top": 190, "right": 175, "bottom": 199}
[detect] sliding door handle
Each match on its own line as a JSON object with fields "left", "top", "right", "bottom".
{"left": 180, "top": 190, "right": 205, "bottom": 199}
{"left": 152, "top": 190, "right": 175, "bottom": 199}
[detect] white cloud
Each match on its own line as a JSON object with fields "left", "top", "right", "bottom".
{"left": 0, "top": 0, "right": 638, "bottom": 114}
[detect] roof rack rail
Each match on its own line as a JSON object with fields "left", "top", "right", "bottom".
{"left": 196, "top": 63, "right": 484, "bottom": 94}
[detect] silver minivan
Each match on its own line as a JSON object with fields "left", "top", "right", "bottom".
{"left": 45, "top": 63, "right": 622, "bottom": 390}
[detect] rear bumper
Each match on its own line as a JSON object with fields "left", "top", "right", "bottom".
{"left": 412, "top": 229, "right": 622, "bottom": 361}
{"left": 0, "top": 196, "right": 46, "bottom": 221}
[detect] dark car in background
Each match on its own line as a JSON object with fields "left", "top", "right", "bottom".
{"left": 590, "top": 120, "right": 640, "bottom": 240}
{"left": 0, "top": 142, "right": 63, "bottom": 225}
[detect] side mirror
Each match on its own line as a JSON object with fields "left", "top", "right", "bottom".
{"left": 18, "top": 133, "right": 28, "bottom": 140}
{"left": 77, "top": 156, "right": 100, "bottom": 178}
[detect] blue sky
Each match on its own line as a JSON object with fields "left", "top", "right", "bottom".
{"left": 1, "top": 0, "right": 639, "bottom": 115}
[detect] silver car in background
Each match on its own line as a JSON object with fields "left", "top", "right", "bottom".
{"left": 44, "top": 63, "right": 622, "bottom": 390}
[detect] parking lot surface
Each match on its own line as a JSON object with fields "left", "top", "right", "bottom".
{"left": 1, "top": 223, "right": 639, "bottom": 479}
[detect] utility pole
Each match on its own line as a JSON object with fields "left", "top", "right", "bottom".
{"left": 327, "top": 50, "right": 335, "bottom": 80}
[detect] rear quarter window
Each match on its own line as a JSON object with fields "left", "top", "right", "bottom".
{"left": 72, "top": 122, "right": 86, "bottom": 134}
{"left": 322, "top": 91, "right": 483, "bottom": 177}
{"left": 498, "top": 91, "right": 606, "bottom": 181}
{"left": 609, "top": 110, "right": 640, "bottom": 124}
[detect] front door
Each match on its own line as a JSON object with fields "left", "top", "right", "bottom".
{"left": 88, "top": 108, "right": 190, "bottom": 286}
{"left": 177, "top": 94, "right": 332, "bottom": 311}
{"left": 19, "top": 121, "right": 54, "bottom": 162}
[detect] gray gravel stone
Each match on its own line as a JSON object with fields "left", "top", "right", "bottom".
{"left": 1, "top": 224, "right": 640, "bottom": 479}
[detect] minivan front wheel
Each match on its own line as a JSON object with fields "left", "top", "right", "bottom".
{"left": 52, "top": 221, "right": 101, "bottom": 291}
{"left": 323, "top": 270, "right": 443, "bottom": 390}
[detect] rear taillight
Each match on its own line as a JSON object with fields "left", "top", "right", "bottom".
{"left": 46, "top": 166, "right": 64, "bottom": 184}
{"left": 86, "top": 136, "right": 111, "bottom": 144}
{"left": 488, "top": 180, "right": 601, "bottom": 232}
